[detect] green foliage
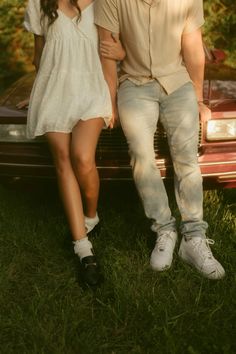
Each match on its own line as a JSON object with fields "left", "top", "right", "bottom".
{"left": 203, "top": 0, "right": 236, "bottom": 68}
{"left": 0, "top": 0, "right": 235, "bottom": 92}
{"left": 0, "top": 0, "right": 33, "bottom": 91}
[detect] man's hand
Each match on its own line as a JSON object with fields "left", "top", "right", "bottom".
{"left": 198, "top": 102, "right": 211, "bottom": 121}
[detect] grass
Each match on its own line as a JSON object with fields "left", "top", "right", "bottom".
{"left": 0, "top": 180, "right": 235, "bottom": 354}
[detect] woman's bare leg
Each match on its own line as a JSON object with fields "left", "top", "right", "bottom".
{"left": 46, "top": 132, "right": 86, "bottom": 240}
{"left": 71, "top": 118, "right": 104, "bottom": 218}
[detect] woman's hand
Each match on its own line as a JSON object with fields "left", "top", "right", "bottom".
{"left": 109, "top": 104, "right": 119, "bottom": 129}
{"left": 100, "top": 33, "right": 126, "bottom": 61}
{"left": 16, "top": 98, "right": 30, "bottom": 109}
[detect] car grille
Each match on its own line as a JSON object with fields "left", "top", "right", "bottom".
{"left": 96, "top": 122, "right": 202, "bottom": 159}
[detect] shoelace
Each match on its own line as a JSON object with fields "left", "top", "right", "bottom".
{"left": 156, "top": 231, "right": 174, "bottom": 251}
{"left": 192, "top": 238, "right": 215, "bottom": 259}
{"left": 191, "top": 238, "right": 224, "bottom": 277}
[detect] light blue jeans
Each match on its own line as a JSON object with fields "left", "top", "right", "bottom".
{"left": 118, "top": 80, "right": 208, "bottom": 238}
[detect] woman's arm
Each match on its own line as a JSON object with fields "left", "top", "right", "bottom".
{"left": 97, "top": 27, "right": 119, "bottom": 128}
{"left": 33, "top": 34, "right": 45, "bottom": 72}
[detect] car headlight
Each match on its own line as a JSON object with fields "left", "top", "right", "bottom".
{"left": 206, "top": 119, "right": 236, "bottom": 141}
{"left": 0, "top": 124, "right": 43, "bottom": 142}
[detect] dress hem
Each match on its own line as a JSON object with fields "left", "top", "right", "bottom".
{"left": 27, "top": 114, "right": 112, "bottom": 139}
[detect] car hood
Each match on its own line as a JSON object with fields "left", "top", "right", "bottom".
{"left": 204, "top": 65, "right": 236, "bottom": 112}
{"left": 0, "top": 68, "right": 236, "bottom": 121}
{"left": 204, "top": 80, "right": 236, "bottom": 112}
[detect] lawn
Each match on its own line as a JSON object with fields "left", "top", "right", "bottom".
{"left": 0, "top": 181, "right": 235, "bottom": 354}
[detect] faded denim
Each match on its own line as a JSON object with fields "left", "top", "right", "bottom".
{"left": 118, "top": 80, "right": 208, "bottom": 237}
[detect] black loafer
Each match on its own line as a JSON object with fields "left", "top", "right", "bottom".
{"left": 81, "top": 256, "right": 102, "bottom": 287}
{"left": 87, "top": 222, "right": 101, "bottom": 237}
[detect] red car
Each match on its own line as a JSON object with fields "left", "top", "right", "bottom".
{"left": 0, "top": 48, "right": 236, "bottom": 188}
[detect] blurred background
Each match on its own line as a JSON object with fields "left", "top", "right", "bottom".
{"left": 0, "top": 0, "right": 236, "bottom": 93}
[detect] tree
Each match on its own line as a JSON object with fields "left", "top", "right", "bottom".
{"left": 0, "top": 0, "right": 33, "bottom": 91}
{"left": 203, "top": 0, "right": 236, "bottom": 68}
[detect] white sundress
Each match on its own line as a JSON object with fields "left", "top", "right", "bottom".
{"left": 24, "top": 0, "right": 112, "bottom": 139}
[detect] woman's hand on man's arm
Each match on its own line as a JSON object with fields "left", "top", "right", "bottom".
{"left": 100, "top": 32, "right": 126, "bottom": 61}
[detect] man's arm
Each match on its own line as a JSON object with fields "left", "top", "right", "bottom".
{"left": 182, "top": 28, "right": 204, "bottom": 101}
{"left": 181, "top": 28, "right": 211, "bottom": 119}
{"left": 97, "top": 26, "right": 119, "bottom": 128}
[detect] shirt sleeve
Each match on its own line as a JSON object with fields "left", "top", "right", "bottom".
{"left": 183, "top": 0, "right": 205, "bottom": 34}
{"left": 24, "top": 0, "right": 44, "bottom": 36}
{"left": 94, "top": 0, "right": 119, "bottom": 34}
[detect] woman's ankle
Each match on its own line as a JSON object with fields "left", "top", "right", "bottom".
{"left": 85, "top": 211, "right": 98, "bottom": 220}
{"left": 73, "top": 236, "right": 94, "bottom": 260}
{"left": 84, "top": 213, "right": 100, "bottom": 233}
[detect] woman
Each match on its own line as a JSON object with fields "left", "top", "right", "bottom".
{"left": 24, "top": 0, "right": 125, "bottom": 286}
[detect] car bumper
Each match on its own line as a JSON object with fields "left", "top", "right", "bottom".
{"left": 0, "top": 143, "right": 235, "bottom": 188}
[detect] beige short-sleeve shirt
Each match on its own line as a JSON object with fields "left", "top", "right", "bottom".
{"left": 94, "top": 0, "right": 204, "bottom": 94}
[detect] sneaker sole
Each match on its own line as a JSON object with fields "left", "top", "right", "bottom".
{"left": 150, "top": 263, "right": 172, "bottom": 272}
{"left": 150, "top": 257, "right": 173, "bottom": 272}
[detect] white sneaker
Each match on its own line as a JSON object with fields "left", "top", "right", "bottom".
{"left": 179, "top": 236, "right": 225, "bottom": 279}
{"left": 150, "top": 230, "right": 177, "bottom": 271}
{"left": 85, "top": 213, "right": 100, "bottom": 234}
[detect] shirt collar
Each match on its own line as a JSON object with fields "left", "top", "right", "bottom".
{"left": 143, "top": 0, "right": 160, "bottom": 6}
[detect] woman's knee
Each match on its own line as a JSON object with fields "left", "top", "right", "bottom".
{"left": 72, "top": 151, "right": 95, "bottom": 175}
{"left": 52, "top": 147, "right": 71, "bottom": 175}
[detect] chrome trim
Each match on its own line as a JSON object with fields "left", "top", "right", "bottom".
{"left": 218, "top": 175, "right": 236, "bottom": 180}
{"left": 199, "top": 160, "right": 236, "bottom": 166}
{"left": 0, "top": 162, "right": 53, "bottom": 168}
{"left": 201, "top": 171, "right": 236, "bottom": 177}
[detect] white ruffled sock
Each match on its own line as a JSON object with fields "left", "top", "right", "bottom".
{"left": 85, "top": 212, "right": 99, "bottom": 233}
{"left": 73, "top": 237, "right": 93, "bottom": 261}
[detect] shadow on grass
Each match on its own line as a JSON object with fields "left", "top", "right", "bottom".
{"left": 0, "top": 180, "right": 235, "bottom": 354}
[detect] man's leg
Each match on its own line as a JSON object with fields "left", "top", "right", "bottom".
{"left": 159, "top": 82, "right": 225, "bottom": 279}
{"left": 159, "top": 82, "right": 205, "bottom": 233}
{"left": 118, "top": 80, "right": 177, "bottom": 271}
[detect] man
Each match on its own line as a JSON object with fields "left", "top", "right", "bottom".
{"left": 95, "top": 0, "right": 225, "bottom": 279}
